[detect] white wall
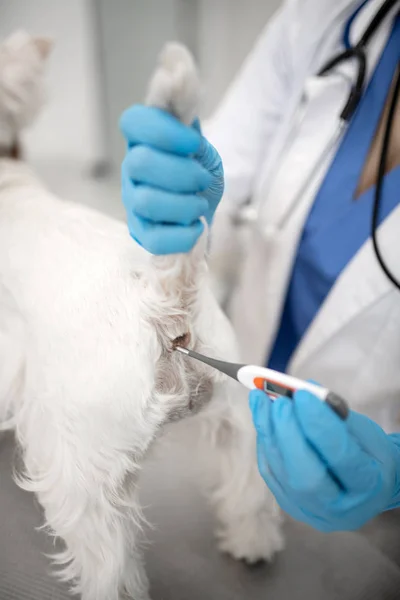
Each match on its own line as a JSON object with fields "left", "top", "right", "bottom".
{"left": 198, "top": 0, "right": 282, "bottom": 116}
{"left": 95, "top": 0, "right": 282, "bottom": 166}
{"left": 0, "top": 0, "right": 282, "bottom": 165}
{"left": 95, "top": 0, "right": 199, "bottom": 169}
{"left": 0, "top": 0, "right": 104, "bottom": 165}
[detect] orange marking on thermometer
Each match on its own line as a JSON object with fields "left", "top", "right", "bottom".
{"left": 254, "top": 377, "right": 296, "bottom": 396}
{"left": 174, "top": 346, "right": 349, "bottom": 420}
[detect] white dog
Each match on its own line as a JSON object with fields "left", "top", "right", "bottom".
{"left": 0, "top": 31, "right": 283, "bottom": 600}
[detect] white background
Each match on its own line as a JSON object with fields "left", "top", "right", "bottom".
{"left": 0, "top": 0, "right": 280, "bottom": 167}
{"left": 0, "top": 0, "right": 104, "bottom": 164}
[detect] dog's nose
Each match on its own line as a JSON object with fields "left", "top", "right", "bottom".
{"left": 172, "top": 332, "right": 191, "bottom": 351}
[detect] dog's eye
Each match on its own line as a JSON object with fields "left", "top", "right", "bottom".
{"left": 172, "top": 332, "right": 191, "bottom": 350}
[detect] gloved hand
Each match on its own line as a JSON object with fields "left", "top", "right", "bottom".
{"left": 249, "top": 389, "right": 400, "bottom": 532}
{"left": 119, "top": 105, "right": 224, "bottom": 255}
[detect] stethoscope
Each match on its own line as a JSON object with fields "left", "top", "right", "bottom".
{"left": 236, "top": 0, "right": 400, "bottom": 290}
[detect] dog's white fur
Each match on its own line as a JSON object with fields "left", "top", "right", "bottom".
{"left": 0, "top": 32, "right": 283, "bottom": 600}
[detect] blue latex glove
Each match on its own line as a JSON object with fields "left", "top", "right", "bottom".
{"left": 249, "top": 389, "right": 400, "bottom": 532}
{"left": 119, "top": 105, "right": 224, "bottom": 254}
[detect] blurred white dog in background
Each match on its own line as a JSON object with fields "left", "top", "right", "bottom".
{"left": 0, "top": 31, "right": 282, "bottom": 600}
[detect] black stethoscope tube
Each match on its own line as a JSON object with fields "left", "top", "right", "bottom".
{"left": 372, "top": 62, "right": 400, "bottom": 289}
{"left": 318, "top": 0, "right": 400, "bottom": 289}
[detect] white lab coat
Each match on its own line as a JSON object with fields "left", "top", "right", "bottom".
{"left": 206, "top": 0, "right": 400, "bottom": 430}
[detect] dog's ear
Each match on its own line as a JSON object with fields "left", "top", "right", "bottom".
{"left": 0, "top": 30, "right": 52, "bottom": 147}
{"left": 0, "top": 30, "right": 52, "bottom": 62}
{"left": 33, "top": 37, "right": 53, "bottom": 60}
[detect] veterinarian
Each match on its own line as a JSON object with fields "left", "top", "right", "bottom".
{"left": 120, "top": 0, "right": 400, "bottom": 532}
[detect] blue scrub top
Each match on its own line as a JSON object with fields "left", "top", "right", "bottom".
{"left": 268, "top": 13, "right": 400, "bottom": 373}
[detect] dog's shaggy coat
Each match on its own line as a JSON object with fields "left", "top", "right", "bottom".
{"left": 0, "top": 32, "right": 283, "bottom": 600}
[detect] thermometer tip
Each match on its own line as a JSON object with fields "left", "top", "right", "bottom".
{"left": 174, "top": 346, "right": 189, "bottom": 355}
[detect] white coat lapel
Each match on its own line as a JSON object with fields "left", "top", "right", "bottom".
{"left": 289, "top": 5, "right": 399, "bottom": 372}
{"left": 231, "top": 1, "right": 398, "bottom": 366}
{"left": 259, "top": 0, "right": 397, "bottom": 233}
{"left": 258, "top": 75, "right": 350, "bottom": 232}
{"left": 235, "top": 77, "right": 352, "bottom": 365}
{"left": 290, "top": 205, "right": 400, "bottom": 373}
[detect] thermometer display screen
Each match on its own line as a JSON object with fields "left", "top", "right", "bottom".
{"left": 254, "top": 377, "right": 294, "bottom": 399}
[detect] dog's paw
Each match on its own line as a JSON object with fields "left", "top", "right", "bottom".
{"left": 216, "top": 511, "right": 285, "bottom": 564}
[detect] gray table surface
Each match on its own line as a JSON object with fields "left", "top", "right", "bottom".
{"left": 1, "top": 427, "right": 400, "bottom": 600}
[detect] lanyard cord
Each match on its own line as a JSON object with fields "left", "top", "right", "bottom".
{"left": 371, "top": 62, "right": 400, "bottom": 290}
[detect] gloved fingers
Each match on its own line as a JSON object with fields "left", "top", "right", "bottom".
{"left": 250, "top": 391, "right": 338, "bottom": 501}
{"left": 250, "top": 390, "right": 274, "bottom": 438}
{"left": 195, "top": 136, "right": 224, "bottom": 174}
{"left": 256, "top": 434, "right": 279, "bottom": 483}
{"left": 119, "top": 105, "right": 201, "bottom": 155}
{"left": 192, "top": 117, "right": 202, "bottom": 134}
{"left": 294, "top": 390, "right": 382, "bottom": 493}
{"left": 250, "top": 390, "right": 287, "bottom": 480}
{"left": 123, "top": 146, "right": 212, "bottom": 194}
{"left": 347, "top": 411, "right": 392, "bottom": 463}
{"left": 256, "top": 434, "right": 339, "bottom": 532}
{"left": 127, "top": 212, "right": 204, "bottom": 254}
{"left": 250, "top": 391, "right": 363, "bottom": 532}
{"left": 125, "top": 184, "right": 209, "bottom": 226}
{"left": 271, "top": 397, "right": 340, "bottom": 499}
{"left": 255, "top": 434, "right": 304, "bottom": 517}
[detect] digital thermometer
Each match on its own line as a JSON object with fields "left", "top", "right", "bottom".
{"left": 175, "top": 346, "right": 349, "bottom": 420}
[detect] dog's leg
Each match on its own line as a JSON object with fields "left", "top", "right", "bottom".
{"left": 54, "top": 502, "right": 150, "bottom": 600}
{"left": 16, "top": 418, "right": 151, "bottom": 600}
{"left": 196, "top": 382, "right": 285, "bottom": 564}
{"left": 119, "top": 485, "right": 151, "bottom": 600}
